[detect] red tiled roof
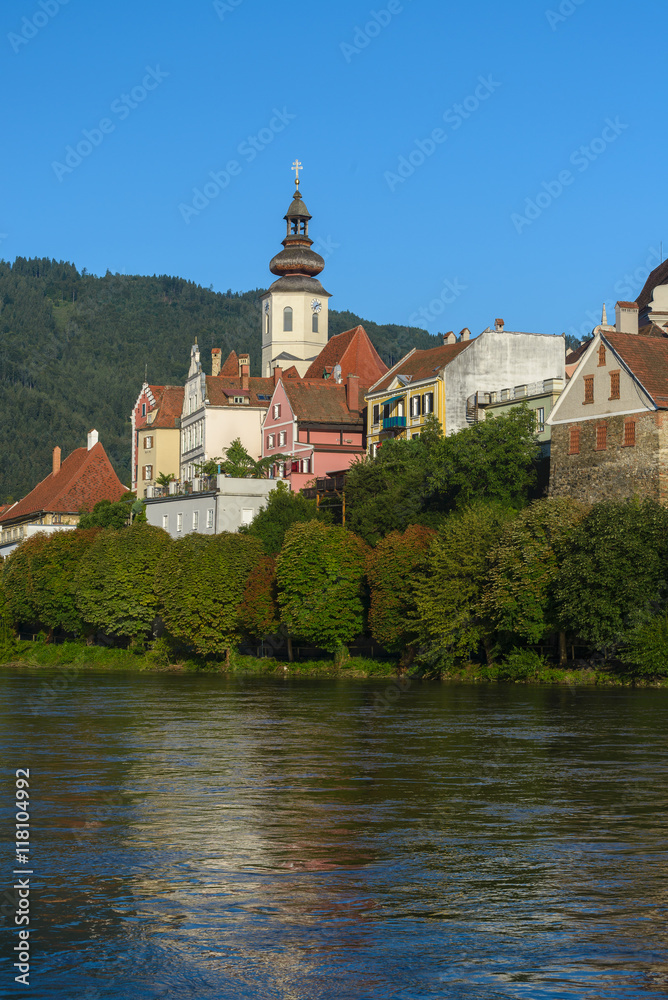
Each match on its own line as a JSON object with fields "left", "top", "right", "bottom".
{"left": 283, "top": 365, "right": 301, "bottom": 379}
{"left": 617, "top": 301, "right": 638, "bottom": 309}
{"left": 220, "top": 350, "right": 239, "bottom": 376}
{"left": 0, "top": 502, "right": 16, "bottom": 518}
{"left": 304, "top": 326, "right": 388, "bottom": 384}
{"left": 370, "top": 342, "right": 470, "bottom": 393}
{"left": 205, "top": 375, "right": 275, "bottom": 407}
{"left": 282, "top": 380, "right": 364, "bottom": 426}
{"left": 0, "top": 442, "right": 127, "bottom": 523}
{"left": 148, "top": 386, "right": 184, "bottom": 428}
{"left": 604, "top": 332, "right": 668, "bottom": 407}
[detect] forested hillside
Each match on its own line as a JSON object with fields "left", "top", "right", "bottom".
{"left": 0, "top": 257, "right": 439, "bottom": 501}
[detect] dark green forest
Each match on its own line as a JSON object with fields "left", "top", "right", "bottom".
{"left": 0, "top": 257, "right": 440, "bottom": 502}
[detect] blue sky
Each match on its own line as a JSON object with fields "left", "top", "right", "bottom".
{"left": 1, "top": 0, "right": 666, "bottom": 341}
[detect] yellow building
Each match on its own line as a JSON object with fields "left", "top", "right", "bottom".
{"left": 132, "top": 385, "right": 184, "bottom": 495}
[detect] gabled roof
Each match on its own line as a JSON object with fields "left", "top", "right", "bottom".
{"left": 283, "top": 365, "right": 301, "bottom": 379}
{"left": 148, "top": 386, "right": 184, "bottom": 428}
{"left": 0, "top": 442, "right": 126, "bottom": 523}
{"left": 205, "top": 375, "right": 276, "bottom": 407}
{"left": 304, "top": 325, "right": 388, "bottom": 384}
{"left": 603, "top": 332, "right": 668, "bottom": 408}
{"left": 281, "top": 380, "right": 364, "bottom": 426}
{"left": 220, "top": 350, "right": 239, "bottom": 376}
{"left": 369, "top": 341, "right": 470, "bottom": 394}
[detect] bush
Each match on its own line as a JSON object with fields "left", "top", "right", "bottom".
{"left": 620, "top": 614, "right": 668, "bottom": 677}
{"left": 497, "top": 647, "right": 547, "bottom": 681}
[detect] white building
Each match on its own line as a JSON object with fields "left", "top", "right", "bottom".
{"left": 144, "top": 476, "right": 277, "bottom": 540}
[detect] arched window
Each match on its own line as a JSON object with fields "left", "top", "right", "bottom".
{"left": 312, "top": 313, "right": 318, "bottom": 333}
{"left": 283, "top": 307, "right": 293, "bottom": 332}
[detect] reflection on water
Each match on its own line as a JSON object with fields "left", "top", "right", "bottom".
{"left": 2, "top": 669, "right": 668, "bottom": 998}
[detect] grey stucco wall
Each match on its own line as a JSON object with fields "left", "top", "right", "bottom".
{"left": 145, "top": 478, "right": 277, "bottom": 540}
{"left": 444, "top": 330, "right": 566, "bottom": 436}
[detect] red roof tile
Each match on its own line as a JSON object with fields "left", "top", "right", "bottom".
{"left": 220, "top": 350, "right": 239, "bottom": 376}
{"left": 0, "top": 442, "right": 127, "bottom": 523}
{"left": 604, "top": 332, "right": 668, "bottom": 407}
{"left": 370, "top": 342, "right": 470, "bottom": 393}
{"left": 205, "top": 375, "right": 276, "bottom": 407}
{"left": 282, "top": 380, "right": 364, "bottom": 426}
{"left": 147, "top": 386, "right": 184, "bottom": 428}
{"left": 304, "top": 326, "right": 388, "bottom": 384}
{"left": 617, "top": 301, "right": 638, "bottom": 309}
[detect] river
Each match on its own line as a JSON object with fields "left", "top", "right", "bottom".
{"left": 1, "top": 668, "right": 667, "bottom": 999}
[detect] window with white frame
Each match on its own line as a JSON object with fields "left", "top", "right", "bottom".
{"left": 144, "top": 435, "right": 153, "bottom": 449}
{"left": 372, "top": 404, "right": 380, "bottom": 425}
{"left": 410, "top": 396, "right": 421, "bottom": 419}
{"left": 162, "top": 514, "right": 169, "bottom": 530}
{"left": 177, "top": 513, "right": 183, "bottom": 532}
{"left": 143, "top": 465, "right": 153, "bottom": 481}
{"left": 193, "top": 510, "right": 199, "bottom": 530}
{"left": 267, "top": 433, "right": 275, "bottom": 448}
{"left": 302, "top": 458, "right": 311, "bottom": 474}
{"left": 278, "top": 431, "right": 287, "bottom": 446}
{"left": 422, "top": 392, "right": 434, "bottom": 414}
{"left": 273, "top": 403, "right": 281, "bottom": 418}
{"left": 206, "top": 508, "right": 214, "bottom": 528}
{"left": 277, "top": 462, "right": 285, "bottom": 478}
{"left": 241, "top": 508, "right": 254, "bottom": 525}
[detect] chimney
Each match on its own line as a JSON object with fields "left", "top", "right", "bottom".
{"left": 52, "top": 446, "right": 61, "bottom": 476}
{"left": 443, "top": 331, "right": 457, "bottom": 345}
{"left": 459, "top": 327, "right": 471, "bottom": 342}
{"left": 346, "top": 373, "right": 360, "bottom": 412}
{"left": 238, "top": 353, "right": 250, "bottom": 390}
{"left": 494, "top": 318, "right": 505, "bottom": 332}
{"left": 615, "top": 301, "right": 639, "bottom": 335}
{"left": 273, "top": 366, "right": 283, "bottom": 386}
{"left": 211, "top": 348, "right": 222, "bottom": 376}
{"left": 87, "top": 429, "right": 99, "bottom": 451}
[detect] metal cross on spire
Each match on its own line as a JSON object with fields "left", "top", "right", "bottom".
{"left": 291, "top": 159, "right": 303, "bottom": 186}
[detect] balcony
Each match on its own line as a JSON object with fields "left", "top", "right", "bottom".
{"left": 382, "top": 415, "right": 407, "bottom": 431}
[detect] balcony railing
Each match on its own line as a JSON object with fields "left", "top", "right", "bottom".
{"left": 382, "top": 415, "right": 407, "bottom": 430}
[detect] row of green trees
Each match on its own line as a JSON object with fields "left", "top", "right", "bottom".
{"left": 3, "top": 491, "right": 668, "bottom": 676}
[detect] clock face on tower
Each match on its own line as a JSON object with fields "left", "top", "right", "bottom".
{"left": 311, "top": 299, "right": 322, "bottom": 313}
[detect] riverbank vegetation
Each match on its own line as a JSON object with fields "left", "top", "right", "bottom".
{"left": 2, "top": 410, "right": 668, "bottom": 684}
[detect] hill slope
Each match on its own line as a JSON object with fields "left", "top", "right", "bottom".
{"left": 0, "top": 257, "right": 439, "bottom": 500}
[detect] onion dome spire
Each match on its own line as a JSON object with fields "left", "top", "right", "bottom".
{"left": 269, "top": 162, "right": 325, "bottom": 278}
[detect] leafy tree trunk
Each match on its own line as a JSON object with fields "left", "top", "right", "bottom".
{"left": 559, "top": 630, "right": 568, "bottom": 667}
{"left": 398, "top": 644, "right": 416, "bottom": 674}
{"left": 483, "top": 637, "right": 493, "bottom": 667}
{"left": 334, "top": 644, "right": 348, "bottom": 668}
{"left": 287, "top": 634, "right": 293, "bottom": 663}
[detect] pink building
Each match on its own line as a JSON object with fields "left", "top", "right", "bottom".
{"left": 262, "top": 370, "right": 366, "bottom": 491}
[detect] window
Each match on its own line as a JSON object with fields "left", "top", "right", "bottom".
{"left": 144, "top": 435, "right": 153, "bottom": 449}
{"left": 535, "top": 407, "right": 545, "bottom": 433}
{"left": 141, "top": 403, "right": 146, "bottom": 417}
{"left": 373, "top": 404, "right": 380, "bottom": 425}
{"left": 283, "top": 307, "right": 293, "bottom": 332}
{"left": 596, "top": 424, "right": 607, "bottom": 451}
{"left": 176, "top": 513, "right": 183, "bottom": 533}
{"left": 189, "top": 395, "right": 196, "bottom": 414}
{"left": 422, "top": 392, "right": 434, "bottom": 414}
{"left": 53, "top": 514, "right": 62, "bottom": 524}
{"left": 143, "top": 465, "right": 153, "bottom": 481}
{"left": 233, "top": 396, "right": 247, "bottom": 405}
{"left": 610, "top": 371, "right": 620, "bottom": 400}
{"left": 273, "top": 403, "right": 281, "bottom": 419}
{"left": 383, "top": 403, "right": 390, "bottom": 420}
{"left": 583, "top": 376, "right": 594, "bottom": 404}
{"left": 206, "top": 508, "right": 214, "bottom": 528}
{"left": 624, "top": 420, "right": 636, "bottom": 447}
{"left": 279, "top": 431, "right": 287, "bottom": 446}
{"left": 312, "top": 313, "right": 318, "bottom": 333}
{"left": 370, "top": 443, "right": 378, "bottom": 459}
{"left": 569, "top": 427, "right": 580, "bottom": 455}
{"left": 193, "top": 510, "right": 199, "bottom": 530}
{"left": 410, "top": 396, "right": 421, "bottom": 419}
{"left": 302, "top": 458, "right": 311, "bottom": 474}
{"left": 598, "top": 344, "right": 606, "bottom": 366}
{"left": 267, "top": 433, "right": 275, "bottom": 449}
{"left": 162, "top": 514, "right": 168, "bottom": 530}
{"left": 277, "top": 462, "right": 285, "bottom": 478}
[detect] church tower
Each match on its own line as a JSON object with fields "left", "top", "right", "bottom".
{"left": 261, "top": 164, "right": 330, "bottom": 377}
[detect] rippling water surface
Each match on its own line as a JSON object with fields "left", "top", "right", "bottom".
{"left": 2, "top": 668, "right": 668, "bottom": 999}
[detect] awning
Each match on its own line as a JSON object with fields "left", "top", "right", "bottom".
{"left": 381, "top": 394, "right": 406, "bottom": 407}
